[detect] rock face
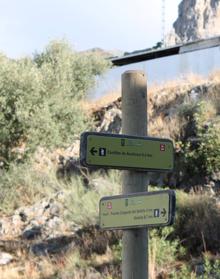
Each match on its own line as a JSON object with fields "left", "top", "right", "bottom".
{"left": 166, "top": 0, "right": 220, "bottom": 45}
{"left": 0, "top": 177, "right": 120, "bottom": 256}
{"left": 0, "top": 192, "right": 76, "bottom": 258}
{"left": 93, "top": 97, "right": 122, "bottom": 134}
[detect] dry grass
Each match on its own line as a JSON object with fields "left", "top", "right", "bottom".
{"left": 0, "top": 256, "right": 58, "bottom": 279}
{"left": 0, "top": 250, "right": 100, "bottom": 279}
{"left": 85, "top": 70, "right": 220, "bottom": 114}
{"left": 0, "top": 160, "right": 62, "bottom": 213}
{"left": 82, "top": 90, "right": 120, "bottom": 115}
{"left": 209, "top": 69, "right": 220, "bottom": 83}
{"left": 175, "top": 191, "right": 220, "bottom": 255}
{"left": 85, "top": 71, "right": 220, "bottom": 140}
{"left": 148, "top": 71, "right": 220, "bottom": 139}
{"left": 148, "top": 114, "right": 182, "bottom": 139}
{"left": 158, "top": 71, "right": 220, "bottom": 95}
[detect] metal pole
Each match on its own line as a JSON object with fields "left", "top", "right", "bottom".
{"left": 122, "top": 71, "right": 148, "bottom": 279}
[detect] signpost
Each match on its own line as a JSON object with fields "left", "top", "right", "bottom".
{"left": 100, "top": 190, "right": 175, "bottom": 230}
{"left": 80, "top": 70, "right": 176, "bottom": 279}
{"left": 78, "top": 37, "right": 220, "bottom": 278}
{"left": 80, "top": 132, "right": 174, "bottom": 171}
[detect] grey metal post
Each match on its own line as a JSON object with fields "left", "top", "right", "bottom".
{"left": 121, "top": 71, "right": 148, "bottom": 279}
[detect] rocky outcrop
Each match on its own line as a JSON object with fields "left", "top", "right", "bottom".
{"left": 0, "top": 192, "right": 75, "bottom": 255}
{"left": 0, "top": 176, "right": 121, "bottom": 256}
{"left": 166, "top": 0, "right": 220, "bottom": 45}
{"left": 0, "top": 190, "right": 121, "bottom": 278}
{"left": 93, "top": 97, "right": 122, "bottom": 134}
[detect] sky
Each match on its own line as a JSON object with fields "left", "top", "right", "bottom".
{"left": 0, "top": 0, "right": 181, "bottom": 58}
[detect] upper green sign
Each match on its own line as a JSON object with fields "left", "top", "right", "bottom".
{"left": 99, "top": 190, "right": 176, "bottom": 230}
{"left": 80, "top": 132, "right": 174, "bottom": 171}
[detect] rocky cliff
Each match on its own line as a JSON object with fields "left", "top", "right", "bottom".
{"left": 166, "top": 0, "right": 220, "bottom": 45}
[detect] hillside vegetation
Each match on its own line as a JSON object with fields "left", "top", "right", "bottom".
{"left": 0, "top": 40, "right": 109, "bottom": 167}
{"left": 0, "top": 41, "right": 220, "bottom": 278}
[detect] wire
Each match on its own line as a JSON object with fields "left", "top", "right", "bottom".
{"left": 162, "top": 0, "right": 166, "bottom": 47}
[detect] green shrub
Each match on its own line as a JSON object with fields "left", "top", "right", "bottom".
{"left": 0, "top": 56, "right": 44, "bottom": 163}
{"left": 174, "top": 191, "right": 220, "bottom": 255}
{"left": 149, "top": 226, "right": 187, "bottom": 277}
{"left": 34, "top": 40, "right": 109, "bottom": 102}
{"left": 169, "top": 264, "right": 195, "bottom": 279}
{"left": 111, "top": 241, "right": 122, "bottom": 264}
{"left": 201, "top": 254, "right": 220, "bottom": 279}
{"left": 178, "top": 101, "right": 220, "bottom": 176}
{"left": 65, "top": 170, "right": 121, "bottom": 226}
{"left": 0, "top": 160, "right": 61, "bottom": 213}
{"left": 0, "top": 40, "right": 110, "bottom": 165}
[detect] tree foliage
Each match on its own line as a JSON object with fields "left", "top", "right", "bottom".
{"left": 0, "top": 40, "right": 110, "bottom": 165}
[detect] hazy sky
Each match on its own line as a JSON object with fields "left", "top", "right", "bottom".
{"left": 0, "top": 0, "right": 181, "bottom": 58}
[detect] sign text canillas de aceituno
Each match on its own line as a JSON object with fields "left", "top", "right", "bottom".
{"left": 99, "top": 190, "right": 176, "bottom": 229}
{"left": 80, "top": 132, "right": 174, "bottom": 171}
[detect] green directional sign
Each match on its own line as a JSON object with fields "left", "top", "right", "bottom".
{"left": 99, "top": 190, "right": 176, "bottom": 230}
{"left": 80, "top": 132, "right": 174, "bottom": 171}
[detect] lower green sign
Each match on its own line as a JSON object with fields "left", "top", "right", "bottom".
{"left": 99, "top": 190, "right": 175, "bottom": 230}
{"left": 80, "top": 132, "right": 174, "bottom": 171}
